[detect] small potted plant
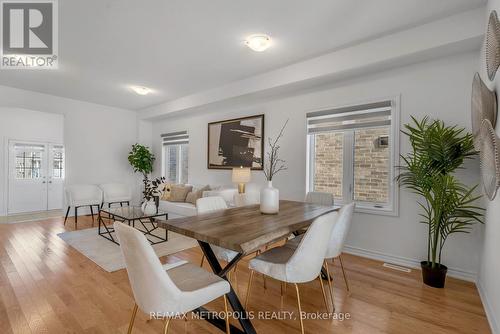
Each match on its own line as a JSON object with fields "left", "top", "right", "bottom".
{"left": 260, "top": 120, "right": 288, "bottom": 214}
{"left": 398, "top": 116, "right": 484, "bottom": 288}
{"left": 142, "top": 177, "right": 166, "bottom": 214}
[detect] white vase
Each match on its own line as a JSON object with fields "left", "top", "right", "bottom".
{"left": 260, "top": 181, "right": 279, "bottom": 214}
{"left": 141, "top": 200, "right": 157, "bottom": 215}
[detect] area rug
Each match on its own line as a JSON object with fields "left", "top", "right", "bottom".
{"left": 58, "top": 225, "right": 198, "bottom": 272}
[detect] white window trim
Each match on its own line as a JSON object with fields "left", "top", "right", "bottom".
{"left": 306, "top": 95, "right": 400, "bottom": 217}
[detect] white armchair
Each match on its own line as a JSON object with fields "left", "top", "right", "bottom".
{"left": 114, "top": 222, "right": 231, "bottom": 334}
{"left": 99, "top": 183, "right": 132, "bottom": 208}
{"left": 64, "top": 185, "right": 103, "bottom": 229}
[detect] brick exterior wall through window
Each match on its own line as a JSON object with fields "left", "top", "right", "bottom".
{"left": 313, "top": 132, "right": 343, "bottom": 198}
{"left": 353, "top": 127, "right": 389, "bottom": 203}
{"left": 313, "top": 127, "right": 390, "bottom": 203}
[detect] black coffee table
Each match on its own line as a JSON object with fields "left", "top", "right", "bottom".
{"left": 98, "top": 206, "right": 168, "bottom": 245}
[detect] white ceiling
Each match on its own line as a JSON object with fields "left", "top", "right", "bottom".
{"left": 0, "top": 0, "right": 486, "bottom": 110}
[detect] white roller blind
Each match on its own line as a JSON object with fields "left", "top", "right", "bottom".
{"left": 307, "top": 101, "right": 392, "bottom": 134}
{"left": 161, "top": 131, "right": 189, "bottom": 146}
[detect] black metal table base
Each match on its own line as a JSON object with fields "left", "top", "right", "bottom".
{"left": 198, "top": 241, "right": 257, "bottom": 334}
{"left": 98, "top": 212, "right": 168, "bottom": 245}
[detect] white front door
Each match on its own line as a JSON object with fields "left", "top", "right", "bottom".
{"left": 7, "top": 141, "right": 65, "bottom": 214}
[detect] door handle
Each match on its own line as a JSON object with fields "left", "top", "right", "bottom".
{"left": 42, "top": 181, "right": 46, "bottom": 184}
{"left": 48, "top": 181, "right": 52, "bottom": 184}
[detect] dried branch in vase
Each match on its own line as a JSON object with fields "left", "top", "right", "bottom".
{"left": 262, "top": 119, "right": 289, "bottom": 181}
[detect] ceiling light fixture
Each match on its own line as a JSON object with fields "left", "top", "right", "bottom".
{"left": 244, "top": 34, "right": 272, "bottom": 52}
{"left": 131, "top": 86, "right": 152, "bottom": 95}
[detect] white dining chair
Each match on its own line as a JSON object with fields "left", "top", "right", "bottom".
{"left": 286, "top": 202, "right": 355, "bottom": 309}
{"left": 305, "top": 191, "right": 334, "bottom": 206}
{"left": 99, "top": 183, "right": 132, "bottom": 208}
{"left": 294, "top": 191, "right": 334, "bottom": 237}
{"left": 246, "top": 210, "right": 338, "bottom": 333}
{"left": 196, "top": 197, "right": 240, "bottom": 284}
{"left": 114, "top": 222, "right": 231, "bottom": 334}
{"left": 64, "top": 185, "right": 103, "bottom": 229}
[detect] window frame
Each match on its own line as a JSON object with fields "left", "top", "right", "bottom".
{"left": 306, "top": 96, "right": 400, "bottom": 216}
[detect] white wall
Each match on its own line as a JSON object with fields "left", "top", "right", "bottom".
{"left": 0, "top": 85, "right": 141, "bottom": 215}
{"left": 152, "top": 51, "right": 484, "bottom": 280}
{"left": 0, "top": 108, "right": 64, "bottom": 215}
{"left": 478, "top": 2, "right": 500, "bottom": 333}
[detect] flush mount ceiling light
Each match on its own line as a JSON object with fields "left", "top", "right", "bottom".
{"left": 244, "top": 34, "right": 272, "bottom": 52}
{"left": 130, "top": 86, "right": 152, "bottom": 95}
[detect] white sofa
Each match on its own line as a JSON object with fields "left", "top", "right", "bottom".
{"left": 158, "top": 186, "right": 239, "bottom": 218}
{"left": 158, "top": 183, "right": 262, "bottom": 218}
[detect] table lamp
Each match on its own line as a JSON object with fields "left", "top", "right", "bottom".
{"left": 232, "top": 166, "right": 251, "bottom": 193}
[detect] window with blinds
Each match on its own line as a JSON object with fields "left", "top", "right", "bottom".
{"left": 162, "top": 131, "right": 189, "bottom": 184}
{"left": 306, "top": 99, "right": 399, "bottom": 215}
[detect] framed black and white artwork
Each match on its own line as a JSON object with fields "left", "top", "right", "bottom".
{"left": 207, "top": 114, "right": 264, "bottom": 170}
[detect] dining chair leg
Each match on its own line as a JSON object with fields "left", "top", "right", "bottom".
{"left": 245, "top": 270, "right": 254, "bottom": 309}
{"left": 280, "top": 282, "right": 285, "bottom": 309}
{"left": 200, "top": 255, "right": 205, "bottom": 267}
{"left": 318, "top": 275, "right": 330, "bottom": 313}
{"left": 64, "top": 206, "right": 70, "bottom": 225}
{"left": 324, "top": 259, "right": 335, "bottom": 311}
{"left": 74, "top": 207, "right": 78, "bottom": 230}
{"left": 254, "top": 249, "right": 266, "bottom": 290}
{"left": 163, "top": 317, "right": 171, "bottom": 334}
{"left": 294, "top": 283, "right": 305, "bottom": 334}
{"left": 338, "top": 255, "right": 350, "bottom": 293}
{"left": 233, "top": 265, "right": 238, "bottom": 292}
{"left": 223, "top": 294, "right": 231, "bottom": 334}
{"left": 127, "top": 303, "right": 138, "bottom": 334}
{"left": 89, "top": 205, "right": 95, "bottom": 227}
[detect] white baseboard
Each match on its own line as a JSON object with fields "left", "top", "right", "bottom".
{"left": 477, "top": 279, "right": 500, "bottom": 334}
{"left": 343, "top": 245, "right": 478, "bottom": 282}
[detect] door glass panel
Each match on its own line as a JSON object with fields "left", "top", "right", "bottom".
{"left": 52, "top": 146, "right": 65, "bottom": 178}
{"left": 313, "top": 132, "right": 343, "bottom": 199}
{"left": 353, "top": 127, "right": 390, "bottom": 204}
{"left": 14, "top": 144, "right": 44, "bottom": 179}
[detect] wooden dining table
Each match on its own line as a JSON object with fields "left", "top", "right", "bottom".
{"left": 155, "top": 200, "right": 337, "bottom": 334}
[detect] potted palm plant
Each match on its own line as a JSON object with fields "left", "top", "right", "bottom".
{"left": 398, "top": 116, "right": 484, "bottom": 288}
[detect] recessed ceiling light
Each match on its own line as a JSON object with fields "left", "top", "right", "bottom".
{"left": 244, "top": 34, "right": 272, "bottom": 52}
{"left": 130, "top": 86, "right": 152, "bottom": 95}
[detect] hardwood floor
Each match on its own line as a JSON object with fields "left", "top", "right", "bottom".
{"left": 0, "top": 215, "right": 491, "bottom": 334}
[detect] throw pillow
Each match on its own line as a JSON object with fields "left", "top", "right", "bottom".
{"left": 169, "top": 185, "right": 193, "bottom": 202}
{"left": 161, "top": 183, "right": 174, "bottom": 201}
{"left": 185, "top": 185, "right": 210, "bottom": 204}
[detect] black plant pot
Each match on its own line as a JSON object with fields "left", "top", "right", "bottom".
{"left": 421, "top": 261, "right": 448, "bottom": 288}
